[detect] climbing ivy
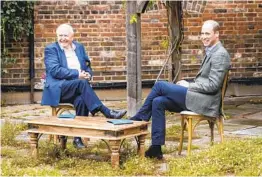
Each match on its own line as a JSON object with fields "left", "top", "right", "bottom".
{"left": 1, "top": 1, "right": 34, "bottom": 67}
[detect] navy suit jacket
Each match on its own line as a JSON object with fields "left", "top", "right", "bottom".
{"left": 41, "top": 41, "right": 93, "bottom": 106}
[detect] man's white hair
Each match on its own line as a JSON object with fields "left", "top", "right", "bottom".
{"left": 56, "top": 24, "right": 74, "bottom": 35}
{"left": 203, "top": 20, "right": 220, "bottom": 32}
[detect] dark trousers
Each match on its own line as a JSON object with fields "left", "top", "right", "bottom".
{"left": 60, "top": 79, "right": 103, "bottom": 116}
{"left": 134, "top": 81, "right": 188, "bottom": 145}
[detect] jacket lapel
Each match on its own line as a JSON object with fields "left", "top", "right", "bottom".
{"left": 196, "top": 55, "right": 210, "bottom": 76}
{"left": 74, "top": 42, "right": 85, "bottom": 70}
{"left": 55, "top": 42, "right": 68, "bottom": 68}
{"left": 196, "top": 42, "right": 222, "bottom": 77}
{"left": 200, "top": 55, "right": 207, "bottom": 67}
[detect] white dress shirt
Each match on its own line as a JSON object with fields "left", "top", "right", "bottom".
{"left": 59, "top": 43, "right": 81, "bottom": 72}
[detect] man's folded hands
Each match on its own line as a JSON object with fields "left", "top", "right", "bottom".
{"left": 176, "top": 80, "right": 189, "bottom": 88}
{"left": 79, "top": 70, "right": 92, "bottom": 81}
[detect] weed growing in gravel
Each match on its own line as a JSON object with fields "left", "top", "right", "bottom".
{"left": 1, "top": 119, "right": 27, "bottom": 146}
{"left": 166, "top": 124, "right": 181, "bottom": 138}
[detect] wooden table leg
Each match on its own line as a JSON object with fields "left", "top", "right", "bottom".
{"left": 54, "top": 135, "right": 59, "bottom": 144}
{"left": 83, "top": 138, "right": 90, "bottom": 145}
{"left": 48, "top": 135, "right": 53, "bottom": 142}
{"left": 137, "top": 134, "right": 146, "bottom": 157}
{"left": 60, "top": 136, "right": 67, "bottom": 150}
{"left": 109, "top": 140, "right": 121, "bottom": 168}
{"left": 29, "top": 133, "right": 39, "bottom": 158}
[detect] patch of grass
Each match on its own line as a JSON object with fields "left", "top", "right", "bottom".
{"left": 166, "top": 124, "right": 181, "bottom": 138}
{"left": 1, "top": 119, "right": 27, "bottom": 146}
{"left": 2, "top": 139, "right": 158, "bottom": 176}
{"left": 1, "top": 99, "right": 7, "bottom": 106}
{"left": 12, "top": 116, "right": 28, "bottom": 120}
{"left": 249, "top": 99, "right": 262, "bottom": 104}
{"left": 162, "top": 144, "right": 177, "bottom": 154}
{"left": 1, "top": 142, "right": 62, "bottom": 176}
{"left": 39, "top": 110, "right": 46, "bottom": 113}
{"left": 166, "top": 121, "right": 203, "bottom": 141}
{"left": 0, "top": 113, "right": 7, "bottom": 117}
{"left": 22, "top": 113, "right": 30, "bottom": 117}
{"left": 66, "top": 159, "right": 120, "bottom": 176}
{"left": 122, "top": 156, "right": 157, "bottom": 175}
{"left": 224, "top": 113, "right": 232, "bottom": 119}
{"left": 167, "top": 138, "right": 262, "bottom": 176}
{"left": 166, "top": 111, "right": 178, "bottom": 116}
{"left": 1, "top": 147, "right": 17, "bottom": 158}
{"left": 1, "top": 159, "right": 62, "bottom": 176}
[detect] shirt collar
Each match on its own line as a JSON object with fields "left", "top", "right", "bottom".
{"left": 58, "top": 42, "right": 76, "bottom": 51}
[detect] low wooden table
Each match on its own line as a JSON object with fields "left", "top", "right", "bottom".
{"left": 26, "top": 116, "right": 149, "bottom": 168}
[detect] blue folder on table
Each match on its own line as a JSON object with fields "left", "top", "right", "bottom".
{"left": 58, "top": 113, "right": 75, "bottom": 119}
{"left": 107, "top": 119, "right": 133, "bottom": 125}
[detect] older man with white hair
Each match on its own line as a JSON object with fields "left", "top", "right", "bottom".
{"left": 41, "top": 24, "right": 127, "bottom": 149}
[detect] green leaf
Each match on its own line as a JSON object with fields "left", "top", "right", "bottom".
{"left": 129, "top": 14, "right": 137, "bottom": 24}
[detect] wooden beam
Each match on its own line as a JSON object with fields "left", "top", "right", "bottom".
{"left": 136, "top": 0, "right": 149, "bottom": 13}
{"left": 126, "top": 1, "right": 142, "bottom": 117}
{"left": 166, "top": 1, "right": 183, "bottom": 82}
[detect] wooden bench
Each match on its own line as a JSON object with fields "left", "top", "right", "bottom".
{"left": 26, "top": 116, "right": 149, "bottom": 168}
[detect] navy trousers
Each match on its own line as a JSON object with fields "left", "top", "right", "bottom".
{"left": 60, "top": 79, "right": 103, "bottom": 116}
{"left": 133, "top": 81, "right": 188, "bottom": 145}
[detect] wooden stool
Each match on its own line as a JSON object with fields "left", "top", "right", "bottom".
{"left": 49, "top": 103, "right": 90, "bottom": 145}
{"left": 49, "top": 103, "right": 75, "bottom": 143}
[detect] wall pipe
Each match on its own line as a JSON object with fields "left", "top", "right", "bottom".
{"left": 29, "top": 6, "right": 35, "bottom": 103}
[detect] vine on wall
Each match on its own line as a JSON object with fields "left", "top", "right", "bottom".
{"left": 1, "top": 1, "right": 34, "bottom": 68}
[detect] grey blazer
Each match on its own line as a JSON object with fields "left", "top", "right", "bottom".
{"left": 185, "top": 42, "right": 230, "bottom": 118}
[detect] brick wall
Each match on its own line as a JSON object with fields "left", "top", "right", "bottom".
{"left": 1, "top": 0, "right": 262, "bottom": 87}
{"left": 181, "top": 0, "right": 262, "bottom": 80}
{"left": 1, "top": 38, "right": 30, "bottom": 86}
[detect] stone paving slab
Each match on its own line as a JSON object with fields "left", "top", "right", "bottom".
{"left": 230, "top": 127, "right": 262, "bottom": 136}
{"left": 224, "top": 123, "right": 256, "bottom": 132}
{"left": 195, "top": 123, "right": 255, "bottom": 134}
{"left": 227, "top": 118, "right": 262, "bottom": 126}
{"left": 225, "top": 109, "right": 254, "bottom": 118}
{"left": 236, "top": 103, "right": 262, "bottom": 110}
{"left": 243, "top": 111, "right": 262, "bottom": 119}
